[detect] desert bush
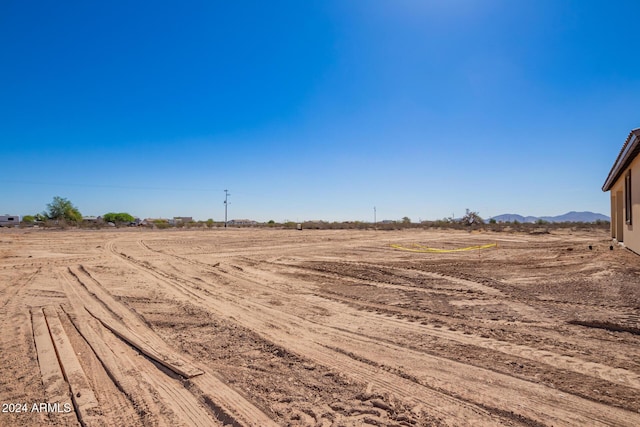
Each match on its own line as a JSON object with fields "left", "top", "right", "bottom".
{"left": 460, "top": 209, "right": 483, "bottom": 226}
{"left": 103, "top": 212, "right": 135, "bottom": 224}
{"left": 46, "top": 196, "right": 82, "bottom": 223}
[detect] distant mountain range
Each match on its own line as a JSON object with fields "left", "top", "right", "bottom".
{"left": 489, "top": 211, "right": 610, "bottom": 223}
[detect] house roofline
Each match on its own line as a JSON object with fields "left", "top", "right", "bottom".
{"left": 603, "top": 128, "right": 640, "bottom": 192}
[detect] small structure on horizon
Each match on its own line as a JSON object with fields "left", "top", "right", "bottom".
{"left": 0, "top": 215, "right": 20, "bottom": 227}
{"left": 173, "top": 216, "right": 193, "bottom": 223}
{"left": 603, "top": 127, "right": 640, "bottom": 254}
{"left": 227, "top": 219, "right": 257, "bottom": 226}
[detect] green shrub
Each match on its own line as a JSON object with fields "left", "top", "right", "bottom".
{"left": 46, "top": 196, "right": 82, "bottom": 223}
{"left": 103, "top": 212, "right": 135, "bottom": 224}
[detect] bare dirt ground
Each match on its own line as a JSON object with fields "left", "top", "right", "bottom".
{"left": 1, "top": 227, "right": 640, "bottom": 426}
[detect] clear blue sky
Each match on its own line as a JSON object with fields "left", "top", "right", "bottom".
{"left": 2, "top": 0, "right": 638, "bottom": 222}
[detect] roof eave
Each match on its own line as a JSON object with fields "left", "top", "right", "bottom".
{"left": 602, "top": 129, "right": 640, "bottom": 192}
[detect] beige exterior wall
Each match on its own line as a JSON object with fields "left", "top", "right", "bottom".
{"left": 610, "top": 177, "right": 623, "bottom": 241}
{"left": 612, "top": 194, "right": 617, "bottom": 238}
{"left": 610, "top": 155, "right": 640, "bottom": 254}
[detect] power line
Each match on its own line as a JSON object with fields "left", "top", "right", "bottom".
{"left": 1, "top": 179, "right": 221, "bottom": 192}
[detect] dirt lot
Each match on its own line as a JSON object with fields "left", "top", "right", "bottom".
{"left": 1, "top": 227, "right": 639, "bottom": 426}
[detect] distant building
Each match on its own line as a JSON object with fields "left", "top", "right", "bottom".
{"left": 603, "top": 128, "right": 640, "bottom": 253}
{"left": 0, "top": 215, "right": 20, "bottom": 227}
{"left": 173, "top": 217, "right": 193, "bottom": 223}
{"left": 227, "top": 219, "right": 257, "bottom": 226}
{"left": 143, "top": 218, "right": 168, "bottom": 226}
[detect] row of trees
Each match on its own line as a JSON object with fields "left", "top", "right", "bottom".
{"left": 18, "top": 198, "right": 609, "bottom": 231}
{"left": 27, "top": 198, "right": 487, "bottom": 227}
{"left": 22, "top": 196, "right": 82, "bottom": 224}
{"left": 22, "top": 196, "right": 134, "bottom": 225}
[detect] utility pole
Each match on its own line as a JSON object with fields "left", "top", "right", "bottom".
{"left": 374, "top": 206, "right": 376, "bottom": 226}
{"left": 224, "top": 189, "right": 230, "bottom": 228}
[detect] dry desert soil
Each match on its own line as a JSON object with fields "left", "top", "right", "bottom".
{"left": 1, "top": 227, "right": 639, "bottom": 426}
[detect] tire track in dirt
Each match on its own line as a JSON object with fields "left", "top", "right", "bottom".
{"left": 0, "top": 256, "right": 102, "bottom": 271}
{"left": 109, "top": 239, "right": 504, "bottom": 425}
{"left": 111, "top": 238, "right": 640, "bottom": 426}
{"left": 293, "top": 260, "right": 506, "bottom": 296}
{"left": 137, "top": 235, "right": 385, "bottom": 263}
{"left": 311, "top": 284, "right": 640, "bottom": 394}
{"left": 217, "top": 263, "right": 640, "bottom": 422}
{"left": 0, "top": 267, "right": 40, "bottom": 308}
{"left": 288, "top": 258, "right": 603, "bottom": 319}
{"left": 258, "top": 260, "right": 640, "bottom": 390}
{"left": 153, "top": 234, "right": 634, "bottom": 338}
{"left": 273, "top": 259, "right": 549, "bottom": 324}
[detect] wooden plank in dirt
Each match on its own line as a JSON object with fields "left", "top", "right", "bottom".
{"left": 31, "top": 307, "right": 77, "bottom": 426}
{"left": 85, "top": 306, "right": 203, "bottom": 378}
{"left": 64, "top": 306, "right": 272, "bottom": 426}
{"left": 69, "top": 266, "right": 203, "bottom": 378}
{"left": 42, "top": 306, "right": 99, "bottom": 426}
{"left": 59, "top": 305, "right": 163, "bottom": 426}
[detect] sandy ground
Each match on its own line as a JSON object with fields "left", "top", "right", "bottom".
{"left": 1, "top": 227, "right": 639, "bottom": 426}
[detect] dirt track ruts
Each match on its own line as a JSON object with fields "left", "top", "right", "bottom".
{"left": 1, "top": 227, "right": 640, "bottom": 426}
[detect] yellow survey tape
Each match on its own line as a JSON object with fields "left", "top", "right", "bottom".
{"left": 390, "top": 242, "right": 497, "bottom": 253}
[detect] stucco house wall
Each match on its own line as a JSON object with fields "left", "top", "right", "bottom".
{"left": 603, "top": 128, "right": 640, "bottom": 254}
